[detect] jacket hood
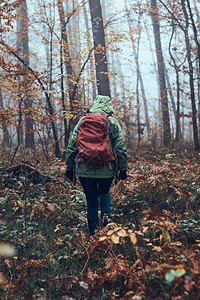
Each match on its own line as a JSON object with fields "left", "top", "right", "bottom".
{"left": 90, "top": 95, "right": 114, "bottom": 115}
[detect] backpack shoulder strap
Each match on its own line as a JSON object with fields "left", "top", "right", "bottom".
{"left": 108, "top": 116, "right": 118, "bottom": 183}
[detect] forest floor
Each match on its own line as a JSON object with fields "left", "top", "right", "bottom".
{"left": 0, "top": 148, "right": 200, "bottom": 299}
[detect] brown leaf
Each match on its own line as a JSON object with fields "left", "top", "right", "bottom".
{"left": 129, "top": 232, "right": 137, "bottom": 245}
{"left": 99, "top": 236, "right": 108, "bottom": 242}
{"left": 191, "top": 260, "right": 200, "bottom": 274}
{"left": 117, "top": 229, "right": 128, "bottom": 237}
{"left": 184, "top": 278, "right": 195, "bottom": 291}
{"left": 87, "top": 271, "right": 98, "bottom": 281}
{"left": 0, "top": 272, "right": 8, "bottom": 288}
{"left": 152, "top": 246, "right": 162, "bottom": 252}
{"left": 111, "top": 234, "right": 120, "bottom": 244}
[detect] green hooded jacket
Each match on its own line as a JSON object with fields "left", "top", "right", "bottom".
{"left": 65, "top": 95, "right": 127, "bottom": 178}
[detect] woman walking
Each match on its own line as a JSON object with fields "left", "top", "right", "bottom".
{"left": 65, "top": 95, "right": 127, "bottom": 236}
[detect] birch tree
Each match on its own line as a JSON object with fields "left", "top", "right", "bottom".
{"left": 150, "top": 0, "right": 171, "bottom": 146}
{"left": 181, "top": 0, "right": 199, "bottom": 151}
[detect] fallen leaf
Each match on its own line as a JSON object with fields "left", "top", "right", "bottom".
{"left": 184, "top": 278, "right": 195, "bottom": 291}
{"left": 111, "top": 234, "right": 120, "bottom": 244}
{"left": 79, "top": 281, "right": 89, "bottom": 290}
{"left": 143, "top": 226, "right": 149, "bottom": 233}
{"left": 99, "top": 236, "right": 108, "bottom": 242}
{"left": 117, "top": 229, "right": 128, "bottom": 237}
{"left": 107, "top": 227, "right": 121, "bottom": 236}
{"left": 152, "top": 246, "right": 162, "bottom": 252}
{"left": 0, "top": 272, "right": 8, "bottom": 288}
{"left": 129, "top": 232, "right": 137, "bottom": 245}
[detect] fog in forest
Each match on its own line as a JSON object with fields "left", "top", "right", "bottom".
{"left": 1, "top": 0, "right": 200, "bottom": 153}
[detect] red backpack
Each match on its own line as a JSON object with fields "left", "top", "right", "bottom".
{"left": 76, "top": 112, "right": 116, "bottom": 165}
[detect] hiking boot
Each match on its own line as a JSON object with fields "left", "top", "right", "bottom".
{"left": 102, "top": 213, "right": 111, "bottom": 227}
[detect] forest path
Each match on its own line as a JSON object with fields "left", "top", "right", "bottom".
{"left": 1, "top": 156, "right": 200, "bottom": 299}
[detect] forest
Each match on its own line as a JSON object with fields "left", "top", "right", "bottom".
{"left": 0, "top": 0, "right": 200, "bottom": 299}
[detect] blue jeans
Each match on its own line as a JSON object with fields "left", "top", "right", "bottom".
{"left": 79, "top": 177, "right": 114, "bottom": 235}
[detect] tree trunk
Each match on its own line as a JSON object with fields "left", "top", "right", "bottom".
{"left": 181, "top": 0, "right": 199, "bottom": 151}
{"left": 16, "top": 24, "right": 24, "bottom": 147}
{"left": 164, "top": 64, "right": 176, "bottom": 118}
{"left": 136, "top": 11, "right": 141, "bottom": 146}
{"left": 83, "top": 2, "right": 96, "bottom": 101}
{"left": 187, "top": 0, "right": 200, "bottom": 70}
{"left": 0, "top": 84, "right": 9, "bottom": 147}
{"left": 57, "top": 0, "right": 76, "bottom": 145}
{"left": 187, "top": 0, "right": 200, "bottom": 136}
{"left": 57, "top": 0, "right": 74, "bottom": 102}
{"left": 125, "top": 0, "right": 150, "bottom": 137}
{"left": 17, "top": 0, "right": 35, "bottom": 149}
{"left": 88, "top": 0, "right": 110, "bottom": 97}
{"left": 117, "top": 60, "right": 133, "bottom": 146}
{"left": 136, "top": 64, "right": 141, "bottom": 146}
{"left": 169, "top": 21, "right": 181, "bottom": 142}
{"left": 145, "top": 23, "right": 162, "bottom": 140}
{"left": 150, "top": 0, "right": 171, "bottom": 146}
{"left": 110, "top": 51, "right": 118, "bottom": 100}
{"left": 42, "top": 19, "right": 61, "bottom": 158}
{"left": 60, "top": 41, "right": 68, "bottom": 160}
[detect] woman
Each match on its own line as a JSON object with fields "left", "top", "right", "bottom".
{"left": 65, "top": 95, "right": 127, "bottom": 236}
